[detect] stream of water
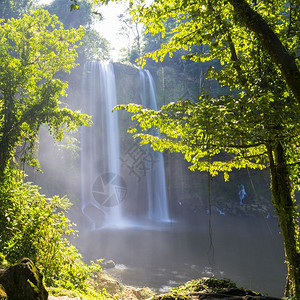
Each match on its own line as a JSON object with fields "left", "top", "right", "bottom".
{"left": 81, "top": 62, "right": 171, "bottom": 228}
{"left": 81, "top": 62, "right": 123, "bottom": 228}
{"left": 139, "top": 69, "right": 170, "bottom": 223}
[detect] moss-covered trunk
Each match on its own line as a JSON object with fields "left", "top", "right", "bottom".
{"left": 268, "top": 142, "right": 300, "bottom": 297}
{"left": 0, "top": 139, "right": 13, "bottom": 181}
{"left": 0, "top": 148, "right": 9, "bottom": 180}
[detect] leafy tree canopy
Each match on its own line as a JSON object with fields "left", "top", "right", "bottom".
{"left": 46, "top": 0, "right": 95, "bottom": 29}
{"left": 0, "top": 0, "right": 34, "bottom": 19}
{"left": 79, "top": 28, "right": 110, "bottom": 61}
{"left": 0, "top": 9, "right": 91, "bottom": 176}
{"left": 45, "top": 0, "right": 110, "bottom": 61}
{"left": 113, "top": 0, "right": 300, "bottom": 297}
{"left": 131, "top": 0, "right": 300, "bottom": 105}
{"left": 117, "top": 0, "right": 300, "bottom": 184}
{"left": 118, "top": 95, "right": 299, "bottom": 181}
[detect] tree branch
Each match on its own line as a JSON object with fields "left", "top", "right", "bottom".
{"left": 228, "top": 0, "right": 300, "bottom": 105}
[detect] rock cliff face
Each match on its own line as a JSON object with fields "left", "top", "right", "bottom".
{"left": 113, "top": 63, "right": 205, "bottom": 106}
{"left": 113, "top": 63, "right": 141, "bottom": 105}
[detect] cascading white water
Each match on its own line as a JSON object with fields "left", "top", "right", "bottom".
{"left": 81, "top": 62, "right": 170, "bottom": 229}
{"left": 139, "top": 70, "right": 171, "bottom": 222}
{"left": 81, "top": 62, "right": 123, "bottom": 228}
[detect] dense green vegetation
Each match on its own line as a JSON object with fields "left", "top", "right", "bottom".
{"left": 45, "top": 0, "right": 110, "bottom": 62}
{"left": 0, "top": 168, "right": 103, "bottom": 293}
{"left": 0, "top": 9, "right": 90, "bottom": 176}
{"left": 0, "top": 0, "right": 299, "bottom": 298}
{"left": 113, "top": 0, "right": 300, "bottom": 297}
{"left": 0, "top": 8, "right": 109, "bottom": 298}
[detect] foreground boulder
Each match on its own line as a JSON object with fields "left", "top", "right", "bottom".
{"left": 93, "top": 273, "right": 155, "bottom": 299}
{"left": 150, "top": 277, "right": 281, "bottom": 300}
{"left": 0, "top": 258, "right": 48, "bottom": 300}
{"left": 99, "top": 259, "right": 116, "bottom": 269}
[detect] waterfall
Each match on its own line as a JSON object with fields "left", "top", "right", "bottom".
{"left": 81, "top": 62, "right": 124, "bottom": 229}
{"left": 80, "top": 62, "right": 170, "bottom": 229}
{"left": 139, "top": 70, "right": 171, "bottom": 223}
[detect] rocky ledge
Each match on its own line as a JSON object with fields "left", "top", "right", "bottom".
{"left": 93, "top": 272, "right": 155, "bottom": 300}
{"left": 149, "top": 277, "right": 281, "bottom": 300}
{"left": 0, "top": 260, "right": 283, "bottom": 300}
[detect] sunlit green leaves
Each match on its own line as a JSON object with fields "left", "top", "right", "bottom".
{"left": 0, "top": 168, "right": 103, "bottom": 292}
{"left": 116, "top": 92, "right": 283, "bottom": 180}
{"left": 113, "top": 0, "right": 300, "bottom": 295}
{"left": 0, "top": 10, "right": 90, "bottom": 174}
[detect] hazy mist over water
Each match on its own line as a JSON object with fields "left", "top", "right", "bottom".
{"left": 27, "top": 62, "right": 287, "bottom": 298}
{"left": 75, "top": 214, "right": 285, "bottom": 297}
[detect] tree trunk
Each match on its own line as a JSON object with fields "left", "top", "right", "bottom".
{"left": 267, "top": 142, "right": 300, "bottom": 297}
{"left": 0, "top": 144, "right": 10, "bottom": 180}
{"left": 228, "top": 0, "right": 300, "bottom": 105}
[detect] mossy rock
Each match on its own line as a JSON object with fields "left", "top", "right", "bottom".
{"left": 149, "top": 277, "right": 280, "bottom": 300}
{"left": 93, "top": 273, "right": 155, "bottom": 300}
{"left": 93, "top": 273, "right": 123, "bottom": 296}
{"left": 0, "top": 258, "right": 48, "bottom": 300}
{"left": 99, "top": 259, "right": 115, "bottom": 269}
{"left": 131, "top": 286, "right": 155, "bottom": 299}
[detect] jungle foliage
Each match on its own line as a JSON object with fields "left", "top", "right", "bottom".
{"left": 45, "top": 0, "right": 110, "bottom": 61}
{"left": 0, "top": 168, "right": 102, "bottom": 292}
{"left": 0, "top": 9, "right": 90, "bottom": 177}
{"left": 0, "top": 10, "right": 109, "bottom": 297}
{"left": 114, "top": 0, "right": 300, "bottom": 297}
{"left": 0, "top": 0, "right": 34, "bottom": 19}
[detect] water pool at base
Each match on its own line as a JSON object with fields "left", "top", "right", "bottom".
{"left": 76, "top": 214, "right": 285, "bottom": 298}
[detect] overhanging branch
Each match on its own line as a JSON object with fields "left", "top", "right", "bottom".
{"left": 228, "top": 0, "right": 300, "bottom": 105}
